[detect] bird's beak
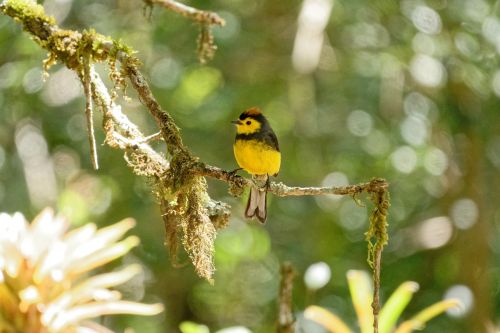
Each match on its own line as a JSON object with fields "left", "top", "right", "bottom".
{"left": 231, "top": 120, "right": 242, "bottom": 125}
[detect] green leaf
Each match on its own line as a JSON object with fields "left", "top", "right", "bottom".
{"left": 346, "top": 270, "right": 373, "bottom": 333}
{"left": 379, "top": 281, "right": 419, "bottom": 333}
{"left": 180, "top": 321, "right": 210, "bottom": 333}
{"left": 394, "top": 299, "right": 462, "bottom": 333}
{"left": 304, "top": 305, "right": 354, "bottom": 333}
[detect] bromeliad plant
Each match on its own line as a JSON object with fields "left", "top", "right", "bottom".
{"left": 305, "top": 270, "right": 461, "bottom": 333}
{"left": 0, "top": 208, "right": 163, "bottom": 333}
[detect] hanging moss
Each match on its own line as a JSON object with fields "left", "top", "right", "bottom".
{"left": 365, "top": 188, "right": 390, "bottom": 269}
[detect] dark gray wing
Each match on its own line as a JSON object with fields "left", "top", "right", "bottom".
{"left": 263, "top": 129, "right": 280, "bottom": 152}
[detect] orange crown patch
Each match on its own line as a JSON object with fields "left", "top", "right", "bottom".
{"left": 242, "top": 107, "right": 262, "bottom": 117}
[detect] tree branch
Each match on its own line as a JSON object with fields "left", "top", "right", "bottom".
{"left": 89, "top": 67, "right": 169, "bottom": 177}
{"left": 82, "top": 58, "right": 99, "bottom": 170}
{"left": 144, "top": 0, "right": 225, "bottom": 26}
{"left": 195, "top": 164, "right": 388, "bottom": 198}
{"left": 277, "top": 262, "right": 296, "bottom": 333}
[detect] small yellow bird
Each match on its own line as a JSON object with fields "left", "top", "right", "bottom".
{"left": 232, "top": 107, "right": 281, "bottom": 223}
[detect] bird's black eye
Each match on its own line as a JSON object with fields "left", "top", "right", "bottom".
{"left": 246, "top": 121, "right": 251, "bottom": 125}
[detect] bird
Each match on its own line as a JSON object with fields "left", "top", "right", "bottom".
{"left": 232, "top": 107, "right": 281, "bottom": 223}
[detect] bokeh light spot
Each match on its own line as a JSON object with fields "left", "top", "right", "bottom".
{"left": 66, "top": 114, "right": 87, "bottom": 141}
{"left": 339, "top": 200, "right": 367, "bottom": 231}
{"left": 454, "top": 32, "right": 480, "bottom": 60}
{"left": 411, "top": 5, "right": 442, "bottom": 35}
{"left": 410, "top": 54, "right": 446, "bottom": 88}
{"left": 490, "top": 70, "right": 500, "bottom": 97}
{"left": 417, "top": 216, "right": 453, "bottom": 249}
{"left": 213, "top": 12, "right": 241, "bottom": 40}
{"left": 362, "top": 130, "right": 390, "bottom": 157}
{"left": 173, "top": 67, "right": 222, "bottom": 111}
{"left": 412, "top": 32, "right": 437, "bottom": 55}
{"left": 343, "top": 22, "right": 390, "bottom": 49}
{"left": 0, "top": 62, "right": 18, "bottom": 89}
{"left": 16, "top": 126, "right": 48, "bottom": 163}
{"left": 52, "top": 147, "right": 80, "bottom": 181}
{"left": 15, "top": 122, "right": 57, "bottom": 208}
{"left": 41, "top": 67, "right": 82, "bottom": 107}
{"left": 22, "top": 67, "right": 44, "bottom": 94}
{"left": 423, "top": 176, "right": 448, "bottom": 198}
{"left": 400, "top": 115, "right": 428, "bottom": 146}
{"left": 43, "top": 0, "right": 73, "bottom": 23}
{"left": 482, "top": 16, "right": 500, "bottom": 46}
{"left": 444, "top": 285, "right": 474, "bottom": 317}
{"left": 353, "top": 52, "right": 381, "bottom": 77}
{"left": 486, "top": 136, "right": 500, "bottom": 168}
{"left": 0, "top": 146, "right": 5, "bottom": 170}
{"left": 404, "top": 91, "right": 437, "bottom": 120}
{"left": 424, "top": 147, "right": 448, "bottom": 175}
{"left": 304, "top": 262, "right": 331, "bottom": 290}
{"left": 347, "top": 110, "right": 373, "bottom": 137}
{"left": 450, "top": 198, "right": 479, "bottom": 230}
{"left": 465, "top": 0, "right": 490, "bottom": 22}
{"left": 321, "top": 172, "right": 349, "bottom": 201}
{"left": 150, "top": 57, "right": 181, "bottom": 89}
{"left": 292, "top": 0, "right": 333, "bottom": 74}
{"left": 215, "top": 327, "right": 251, "bottom": 333}
{"left": 316, "top": 171, "right": 348, "bottom": 213}
{"left": 391, "top": 146, "right": 418, "bottom": 174}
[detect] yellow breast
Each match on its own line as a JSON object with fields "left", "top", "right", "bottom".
{"left": 233, "top": 139, "right": 281, "bottom": 176}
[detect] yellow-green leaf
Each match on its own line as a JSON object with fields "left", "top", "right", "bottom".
{"left": 379, "top": 281, "right": 419, "bottom": 333}
{"left": 304, "top": 305, "right": 354, "bottom": 333}
{"left": 394, "top": 299, "right": 461, "bottom": 333}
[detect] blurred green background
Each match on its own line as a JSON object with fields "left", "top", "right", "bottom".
{"left": 1, "top": 0, "right": 500, "bottom": 332}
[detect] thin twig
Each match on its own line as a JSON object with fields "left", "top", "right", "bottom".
{"left": 372, "top": 246, "right": 382, "bottom": 333}
{"left": 82, "top": 60, "right": 99, "bottom": 170}
{"left": 277, "top": 262, "right": 295, "bottom": 333}
{"left": 145, "top": 0, "right": 225, "bottom": 26}
{"left": 89, "top": 67, "right": 169, "bottom": 175}
{"left": 139, "top": 132, "right": 163, "bottom": 143}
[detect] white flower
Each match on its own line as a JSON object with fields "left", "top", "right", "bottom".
{"left": 0, "top": 208, "right": 163, "bottom": 333}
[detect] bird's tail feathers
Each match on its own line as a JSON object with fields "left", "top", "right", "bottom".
{"left": 245, "top": 185, "right": 267, "bottom": 223}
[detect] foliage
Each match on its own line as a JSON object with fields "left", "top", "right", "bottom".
{"left": 305, "top": 270, "right": 461, "bottom": 333}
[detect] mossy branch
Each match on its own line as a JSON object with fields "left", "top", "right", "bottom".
{"left": 277, "top": 262, "right": 296, "bottom": 333}
{"left": 81, "top": 57, "right": 99, "bottom": 170}
{"left": 143, "top": 0, "right": 225, "bottom": 63}
{"left": 143, "top": 0, "right": 225, "bottom": 26}
{"left": 366, "top": 189, "right": 390, "bottom": 333}
{"left": 1, "top": 5, "right": 390, "bottom": 328}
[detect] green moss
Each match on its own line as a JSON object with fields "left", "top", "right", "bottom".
{"left": 1, "top": 0, "right": 139, "bottom": 78}
{"left": 365, "top": 187, "right": 390, "bottom": 269}
{"left": 2, "top": 0, "right": 55, "bottom": 25}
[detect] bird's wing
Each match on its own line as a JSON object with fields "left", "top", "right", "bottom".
{"left": 264, "top": 130, "right": 280, "bottom": 152}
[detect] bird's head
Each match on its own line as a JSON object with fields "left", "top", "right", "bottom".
{"left": 232, "top": 107, "right": 266, "bottom": 134}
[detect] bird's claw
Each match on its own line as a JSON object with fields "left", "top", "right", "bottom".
{"left": 228, "top": 168, "right": 242, "bottom": 181}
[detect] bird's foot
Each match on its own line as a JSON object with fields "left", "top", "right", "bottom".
{"left": 265, "top": 174, "right": 271, "bottom": 190}
{"left": 228, "top": 168, "right": 243, "bottom": 180}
